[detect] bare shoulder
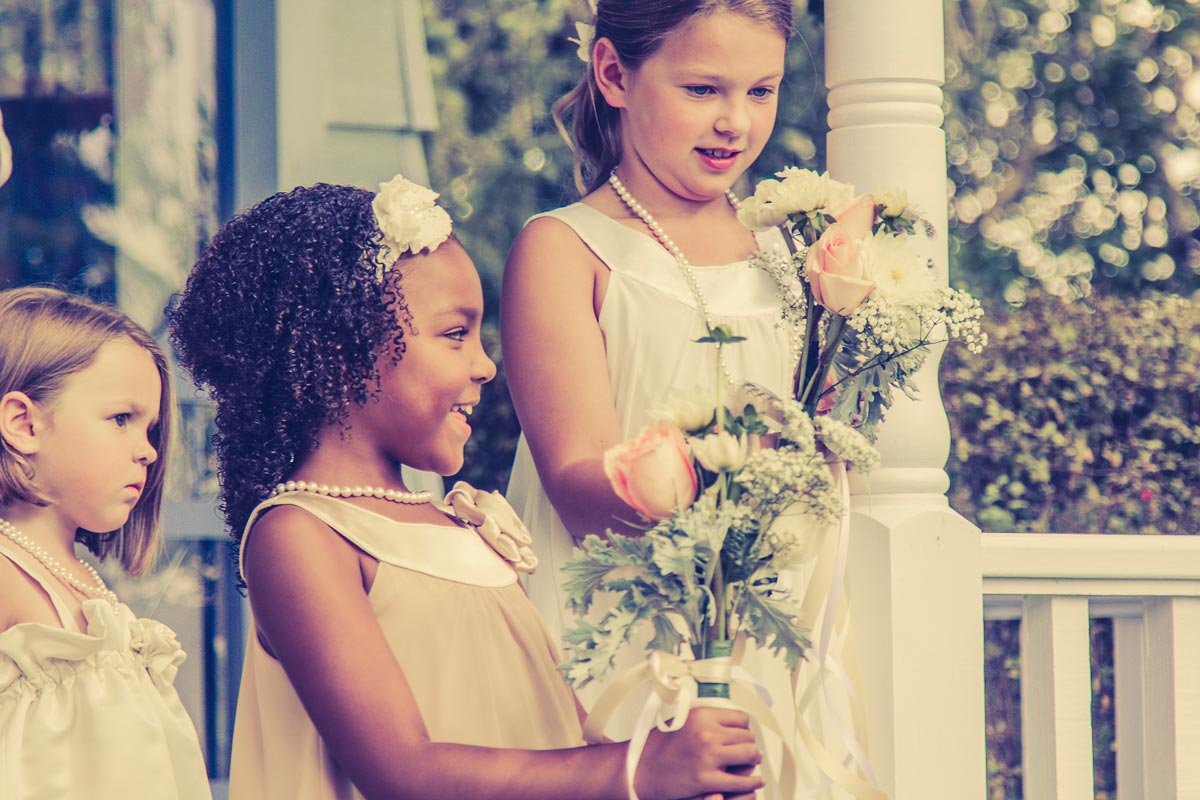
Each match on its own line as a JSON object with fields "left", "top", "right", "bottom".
{"left": 506, "top": 215, "right": 602, "bottom": 278}
{"left": 0, "top": 555, "right": 65, "bottom": 631}
{"left": 243, "top": 505, "right": 366, "bottom": 611}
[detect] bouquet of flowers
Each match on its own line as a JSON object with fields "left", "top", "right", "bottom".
{"left": 736, "top": 167, "right": 987, "bottom": 439}
{"left": 560, "top": 329, "right": 879, "bottom": 690}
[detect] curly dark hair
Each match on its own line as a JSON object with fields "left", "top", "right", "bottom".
{"left": 168, "top": 183, "right": 411, "bottom": 581}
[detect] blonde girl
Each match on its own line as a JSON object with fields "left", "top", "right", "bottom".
{"left": 169, "top": 177, "right": 763, "bottom": 800}
{"left": 503, "top": 0, "right": 796, "bottom": 722}
{"left": 0, "top": 286, "right": 210, "bottom": 799}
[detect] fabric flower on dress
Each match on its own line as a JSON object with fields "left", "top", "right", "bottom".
{"left": 442, "top": 482, "right": 539, "bottom": 573}
{"left": 372, "top": 174, "right": 454, "bottom": 272}
{"left": 128, "top": 618, "right": 186, "bottom": 689}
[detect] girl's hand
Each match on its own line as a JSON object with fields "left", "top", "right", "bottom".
{"left": 634, "top": 707, "right": 763, "bottom": 800}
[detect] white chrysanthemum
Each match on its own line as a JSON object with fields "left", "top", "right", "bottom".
{"left": 736, "top": 190, "right": 791, "bottom": 231}
{"left": 650, "top": 388, "right": 716, "bottom": 433}
{"left": 770, "top": 167, "right": 830, "bottom": 214}
{"left": 372, "top": 174, "right": 453, "bottom": 266}
{"left": 857, "top": 231, "right": 936, "bottom": 305}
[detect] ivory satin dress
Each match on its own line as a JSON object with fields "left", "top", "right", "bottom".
{"left": 0, "top": 542, "right": 211, "bottom": 800}
{"left": 227, "top": 492, "right": 584, "bottom": 800}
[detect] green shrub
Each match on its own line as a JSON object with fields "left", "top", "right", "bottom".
{"left": 943, "top": 290, "right": 1200, "bottom": 533}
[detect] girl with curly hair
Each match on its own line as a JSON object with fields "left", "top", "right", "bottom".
{"left": 0, "top": 286, "right": 210, "bottom": 800}
{"left": 169, "top": 176, "right": 763, "bottom": 800}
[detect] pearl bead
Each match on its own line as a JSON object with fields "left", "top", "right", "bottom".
{"left": 0, "top": 518, "right": 120, "bottom": 607}
{"left": 269, "top": 481, "right": 433, "bottom": 506}
{"left": 608, "top": 171, "right": 747, "bottom": 388}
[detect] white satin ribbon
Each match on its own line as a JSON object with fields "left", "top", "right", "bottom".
{"left": 790, "top": 460, "right": 885, "bottom": 800}
{"left": 583, "top": 649, "right": 798, "bottom": 800}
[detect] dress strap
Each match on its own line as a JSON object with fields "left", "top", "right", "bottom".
{"left": 0, "top": 539, "right": 83, "bottom": 633}
{"left": 532, "top": 203, "right": 672, "bottom": 279}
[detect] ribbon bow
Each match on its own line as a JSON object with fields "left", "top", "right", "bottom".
{"left": 583, "top": 649, "right": 798, "bottom": 800}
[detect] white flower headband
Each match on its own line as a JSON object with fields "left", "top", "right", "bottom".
{"left": 371, "top": 174, "right": 453, "bottom": 273}
{"left": 568, "top": 0, "right": 599, "bottom": 63}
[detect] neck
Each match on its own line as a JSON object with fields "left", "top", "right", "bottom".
{"left": 0, "top": 503, "right": 78, "bottom": 557}
{"left": 292, "top": 435, "right": 413, "bottom": 495}
{"left": 610, "top": 165, "right": 740, "bottom": 222}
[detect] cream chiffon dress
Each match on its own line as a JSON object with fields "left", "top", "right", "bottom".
{"left": 0, "top": 542, "right": 212, "bottom": 800}
{"left": 506, "top": 202, "right": 794, "bottom": 735}
{"left": 228, "top": 491, "right": 584, "bottom": 800}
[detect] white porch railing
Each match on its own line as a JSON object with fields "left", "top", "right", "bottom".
{"left": 982, "top": 532, "right": 1200, "bottom": 800}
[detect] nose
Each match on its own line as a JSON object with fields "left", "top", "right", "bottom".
{"left": 715, "top": 97, "right": 751, "bottom": 139}
{"left": 473, "top": 341, "right": 497, "bottom": 385}
{"left": 136, "top": 435, "right": 158, "bottom": 466}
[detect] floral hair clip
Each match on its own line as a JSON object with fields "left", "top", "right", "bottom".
{"left": 371, "top": 174, "right": 453, "bottom": 274}
{"left": 568, "top": 0, "right": 598, "bottom": 63}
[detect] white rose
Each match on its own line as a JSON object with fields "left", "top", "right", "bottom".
{"left": 689, "top": 430, "right": 749, "bottom": 473}
{"left": 857, "top": 231, "right": 936, "bottom": 305}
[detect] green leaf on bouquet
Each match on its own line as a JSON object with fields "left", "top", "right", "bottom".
{"left": 739, "top": 586, "right": 810, "bottom": 672}
{"left": 560, "top": 533, "right": 652, "bottom": 616}
{"left": 726, "top": 403, "right": 770, "bottom": 437}
{"left": 695, "top": 324, "right": 747, "bottom": 345}
{"left": 719, "top": 520, "right": 763, "bottom": 584}
{"left": 560, "top": 605, "right": 654, "bottom": 688}
{"left": 648, "top": 612, "right": 688, "bottom": 655}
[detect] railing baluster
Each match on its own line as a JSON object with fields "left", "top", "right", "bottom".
{"left": 1144, "top": 597, "right": 1200, "bottom": 799}
{"left": 1113, "top": 614, "right": 1145, "bottom": 800}
{"left": 1020, "top": 596, "right": 1095, "bottom": 800}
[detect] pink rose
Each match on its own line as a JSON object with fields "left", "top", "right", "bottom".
{"left": 603, "top": 422, "right": 698, "bottom": 521}
{"left": 807, "top": 194, "right": 878, "bottom": 315}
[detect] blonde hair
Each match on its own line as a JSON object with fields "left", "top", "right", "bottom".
{"left": 555, "top": 0, "right": 794, "bottom": 194}
{"left": 0, "top": 287, "right": 173, "bottom": 576}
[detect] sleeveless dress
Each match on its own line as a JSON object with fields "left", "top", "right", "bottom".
{"left": 228, "top": 491, "right": 584, "bottom": 800}
{"left": 0, "top": 542, "right": 212, "bottom": 800}
{"left": 506, "top": 202, "right": 794, "bottom": 733}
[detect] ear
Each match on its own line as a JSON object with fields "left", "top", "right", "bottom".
{"left": 592, "top": 37, "right": 631, "bottom": 110}
{"left": 0, "top": 391, "right": 42, "bottom": 456}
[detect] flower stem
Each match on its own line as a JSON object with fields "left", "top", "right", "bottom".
{"left": 802, "top": 314, "right": 849, "bottom": 415}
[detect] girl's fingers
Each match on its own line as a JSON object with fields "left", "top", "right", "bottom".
{"left": 717, "top": 743, "right": 762, "bottom": 768}
{"left": 704, "top": 768, "right": 765, "bottom": 796}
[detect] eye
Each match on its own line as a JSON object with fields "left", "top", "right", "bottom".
{"left": 685, "top": 85, "right": 715, "bottom": 97}
{"left": 112, "top": 413, "right": 131, "bottom": 428}
{"left": 445, "top": 328, "right": 467, "bottom": 342}
{"left": 749, "top": 86, "right": 776, "bottom": 99}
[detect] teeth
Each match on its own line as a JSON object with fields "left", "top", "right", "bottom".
{"left": 452, "top": 404, "right": 474, "bottom": 416}
{"left": 701, "top": 148, "right": 734, "bottom": 158}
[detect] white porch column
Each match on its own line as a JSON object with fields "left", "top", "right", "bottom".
{"left": 825, "top": 3, "right": 986, "bottom": 799}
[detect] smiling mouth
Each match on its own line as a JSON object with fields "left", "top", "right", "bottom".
{"left": 697, "top": 147, "right": 739, "bottom": 159}
{"left": 451, "top": 404, "right": 475, "bottom": 418}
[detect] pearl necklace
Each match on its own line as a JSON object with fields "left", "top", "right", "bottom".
{"left": 608, "top": 171, "right": 744, "bottom": 386}
{"left": 0, "top": 517, "right": 120, "bottom": 607}
{"left": 268, "top": 480, "right": 434, "bottom": 505}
